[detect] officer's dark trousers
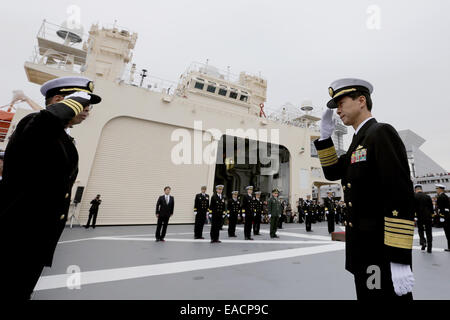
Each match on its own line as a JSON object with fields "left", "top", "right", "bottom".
{"left": 353, "top": 267, "right": 413, "bottom": 300}
{"left": 253, "top": 214, "right": 261, "bottom": 234}
{"left": 327, "top": 214, "right": 335, "bottom": 233}
{"left": 194, "top": 211, "right": 206, "bottom": 238}
{"left": 417, "top": 219, "right": 433, "bottom": 248}
{"left": 444, "top": 220, "right": 450, "bottom": 249}
{"left": 155, "top": 215, "right": 170, "bottom": 240}
{"left": 210, "top": 215, "right": 221, "bottom": 241}
{"left": 270, "top": 216, "right": 279, "bottom": 237}
{"left": 228, "top": 214, "right": 237, "bottom": 236}
{"left": 305, "top": 217, "right": 312, "bottom": 231}
{"left": 244, "top": 213, "right": 253, "bottom": 238}
{"left": 86, "top": 210, "right": 98, "bottom": 228}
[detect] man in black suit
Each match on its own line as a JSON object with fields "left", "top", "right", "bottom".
{"left": 155, "top": 186, "right": 174, "bottom": 242}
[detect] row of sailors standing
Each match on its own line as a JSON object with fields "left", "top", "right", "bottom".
{"left": 193, "top": 185, "right": 283, "bottom": 243}
{"left": 298, "top": 193, "right": 348, "bottom": 233}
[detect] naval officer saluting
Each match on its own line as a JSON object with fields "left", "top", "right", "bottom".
{"left": 0, "top": 76, "right": 102, "bottom": 299}
{"left": 314, "top": 78, "right": 415, "bottom": 300}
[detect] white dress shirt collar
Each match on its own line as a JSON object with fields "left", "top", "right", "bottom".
{"left": 355, "top": 116, "right": 374, "bottom": 135}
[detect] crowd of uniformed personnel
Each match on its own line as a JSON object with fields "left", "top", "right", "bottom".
{"left": 191, "top": 184, "right": 352, "bottom": 242}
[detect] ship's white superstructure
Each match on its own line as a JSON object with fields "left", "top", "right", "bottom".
{"left": 1, "top": 20, "right": 343, "bottom": 225}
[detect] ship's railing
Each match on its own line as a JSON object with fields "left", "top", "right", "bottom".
{"left": 36, "top": 19, "right": 87, "bottom": 49}
{"left": 181, "top": 62, "right": 242, "bottom": 83}
{"left": 121, "top": 65, "right": 179, "bottom": 95}
{"left": 28, "top": 44, "right": 87, "bottom": 73}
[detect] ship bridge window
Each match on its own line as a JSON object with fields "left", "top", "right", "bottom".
{"left": 229, "top": 88, "right": 238, "bottom": 99}
{"left": 218, "top": 85, "right": 228, "bottom": 96}
{"left": 240, "top": 91, "right": 249, "bottom": 102}
{"left": 207, "top": 81, "right": 217, "bottom": 93}
{"left": 194, "top": 78, "right": 205, "bottom": 90}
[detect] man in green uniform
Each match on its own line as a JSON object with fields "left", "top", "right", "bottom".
{"left": 268, "top": 188, "right": 283, "bottom": 238}
{"left": 313, "top": 78, "right": 415, "bottom": 300}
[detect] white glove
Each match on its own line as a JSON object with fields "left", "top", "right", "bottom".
{"left": 390, "top": 263, "right": 414, "bottom": 296}
{"left": 242, "top": 214, "right": 246, "bottom": 218}
{"left": 222, "top": 214, "right": 225, "bottom": 218}
{"left": 320, "top": 108, "right": 336, "bottom": 140}
{"left": 194, "top": 211, "right": 197, "bottom": 215}
{"left": 268, "top": 214, "right": 271, "bottom": 218}
{"left": 209, "top": 214, "right": 212, "bottom": 218}
{"left": 11, "top": 90, "right": 28, "bottom": 104}
{"left": 66, "top": 91, "right": 92, "bottom": 101}
{"left": 227, "top": 214, "right": 230, "bottom": 217}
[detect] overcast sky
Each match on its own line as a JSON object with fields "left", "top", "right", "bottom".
{"left": 1, "top": 0, "right": 449, "bottom": 171}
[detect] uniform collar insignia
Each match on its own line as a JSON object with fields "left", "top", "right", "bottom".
{"left": 356, "top": 145, "right": 363, "bottom": 150}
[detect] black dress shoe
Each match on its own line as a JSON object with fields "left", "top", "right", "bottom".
{"left": 155, "top": 239, "right": 160, "bottom": 242}
{"left": 421, "top": 244, "right": 426, "bottom": 251}
{"left": 160, "top": 239, "right": 165, "bottom": 242}
{"left": 445, "top": 249, "right": 450, "bottom": 252}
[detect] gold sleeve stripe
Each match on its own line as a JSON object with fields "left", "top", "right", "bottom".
{"left": 61, "top": 100, "right": 81, "bottom": 113}
{"left": 60, "top": 101, "right": 81, "bottom": 114}
{"left": 320, "top": 157, "right": 338, "bottom": 167}
{"left": 385, "top": 221, "right": 414, "bottom": 231}
{"left": 64, "top": 99, "right": 84, "bottom": 112}
{"left": 384, "top": 232, "right": 413, "bottom": 241}
{"left": 384, "top": 227, "right": 414, "bottom": 236}
{"left": 317, "top": 147, "right": 337, "bottom": 157}
{"left": 319, "top": 153, "right": 338, "bottom": 161}
{"left": 63, "top": 99, "right": 83, "bottom": 113}
{"left": 320, "top": 155, "right": 338, "bottom": 163}
{"left": 385, "top": 234, "right": 413, "bottom": 249}
{"left": 384, "top": 217, "right": 415, "bottom": 226}
{"left": 317, "top": 151, "right": 337, "bottom": 158}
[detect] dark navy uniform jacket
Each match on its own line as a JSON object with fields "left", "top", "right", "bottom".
{"left": 314, "top": 118, "right": 415, "bottom": 274}
{"left": 0, "top": 98, "right": 87, "bottom": 267}
{"left": 194, "top": 193, "right": 210, "bottom": 213}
